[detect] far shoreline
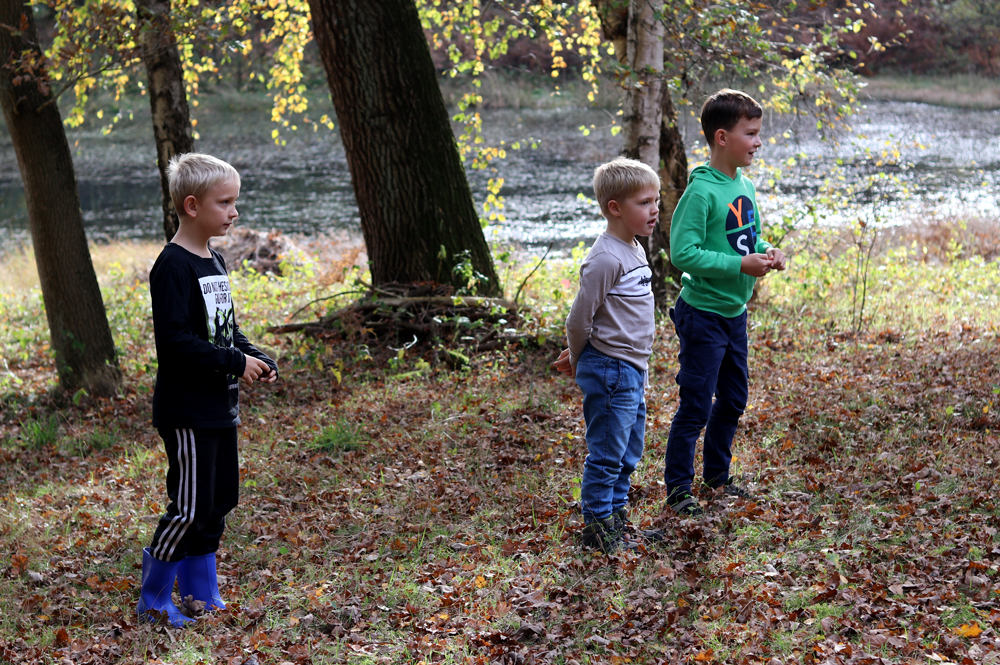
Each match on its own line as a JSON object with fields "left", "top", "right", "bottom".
{"left": 859, "top": 74, "right": 1000, "bottom": 110}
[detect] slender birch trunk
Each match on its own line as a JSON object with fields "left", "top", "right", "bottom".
{"left": 137, "top": 0, "right": 194, "bottom": 241}
{"left": 621, "top": 0, "right": 664, "bottom": 169}
{"left": 617, "top": 0, "right": 683, "bottom": 304}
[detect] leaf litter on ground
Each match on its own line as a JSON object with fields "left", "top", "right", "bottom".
{"left": 2, "top": 235, "right": 1000, "bottom": 664}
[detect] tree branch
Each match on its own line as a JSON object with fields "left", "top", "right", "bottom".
{"left": 513, "top": 242, "right": 553, "bottom": 307}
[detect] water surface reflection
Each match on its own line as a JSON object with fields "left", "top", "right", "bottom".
{"left": 0, "top": 100, "right": 997, "bottom": 253}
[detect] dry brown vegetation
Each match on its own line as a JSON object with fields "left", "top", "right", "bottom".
{"left": 861, "top": 76, "right": 1000, "bottom": 110}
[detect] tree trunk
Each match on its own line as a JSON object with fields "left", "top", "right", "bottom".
{"left": 596, "top": 0, "right": 629, "bottom": 61}
{"left": 307, "top": 0, "right": 500, "bottom": 296}
{"left": 618, "top": 0, "right": 679, "bottom": 304}
{"left": 0, "top": 0, "right": 121, "bottom": 396}
{"left": 656, "top": 90, "right": 687, "bottom": 295}
{"left": 136, "top": 0, "right": 194, "bottom": 241}
{"left": 596, "top": 0, "right": 688, "bottom": 307}
{"left": 620, "top": 0, "right": 663, "bottom": 168}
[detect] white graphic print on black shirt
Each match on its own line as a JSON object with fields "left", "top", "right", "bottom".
{"left": 199, "top": 275, "right": 235, "bottom": 348}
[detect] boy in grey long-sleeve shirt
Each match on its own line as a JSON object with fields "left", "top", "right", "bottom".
{"left": 553, "top": 157, "right": 661, "bottom": 553}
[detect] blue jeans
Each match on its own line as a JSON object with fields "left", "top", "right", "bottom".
{"left": 663, "top": 297, "right": 748, "bottom": 498}
{"left": 575, "top": 345, "right": 647, "bottom": 523}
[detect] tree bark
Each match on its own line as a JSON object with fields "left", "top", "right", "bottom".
{"left": 136, "top": 0, "right": 194, "bottom": 241}
{"left": 599, "top": 0, "right": 686, "bottom": 304}
{"left": 618, "top": 0, "right": 679, "bottom": 304}
{"left": 620, "top": 0, "right": 663, "bottom": 169}
{"left": 596, "top": 0, "right": 629, "bottom": 61}
{"left": 306, "top": 0, "right": 500, "bottom": 296}
{"left": 0, "top": 0, "right": 121, "bottom": 396}
{"left": 656, "top": 90, "right": 687, "bottom": 294}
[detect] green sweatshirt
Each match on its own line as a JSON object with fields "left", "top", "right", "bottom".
{"left": 669, "top": 165, "right": 772, "bottom": 317}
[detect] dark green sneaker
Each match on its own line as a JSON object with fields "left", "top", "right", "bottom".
{"left": 666, "top": 491, "right": 703, "bottom": 518}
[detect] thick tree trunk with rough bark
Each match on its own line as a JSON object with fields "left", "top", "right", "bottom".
{"left": 137, "top": 0, "right": 194, "bottom": 241}
{"left": 307, "top": 0, "right": 500, "bottom": 295}
{"left": 0, "top": 0, "right": 121, "bottom": 396}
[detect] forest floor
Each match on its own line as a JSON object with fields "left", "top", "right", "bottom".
{"left": 2, "top": 220, "right": 1000, "bottom": 664}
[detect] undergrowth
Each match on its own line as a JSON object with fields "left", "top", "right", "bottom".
{"left": 1, "top": 222, "right": 999, "bottom": 664}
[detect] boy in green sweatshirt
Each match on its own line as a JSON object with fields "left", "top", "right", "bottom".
{"left": 663, "top": 89, "right": 786, "bottom": 517}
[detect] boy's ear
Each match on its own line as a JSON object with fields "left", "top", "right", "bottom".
{"left": 714, "top": 128, "right": 727, "bottom": 147}
{"left": 182, "top": 194, "right": 198, "bottom": 217}
{"left": 607, "top": 199, "right": 621, "bottom": 217}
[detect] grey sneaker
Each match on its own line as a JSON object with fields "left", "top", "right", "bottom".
{"left": 582, "top": 516, "right": 637, "bottom": 554}
{"left": 613, "top": 507, "right": 664, "bottom": 543}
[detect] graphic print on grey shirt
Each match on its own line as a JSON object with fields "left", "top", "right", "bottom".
{"left": 565, "top": 232, "right": 655, "bottom": 372}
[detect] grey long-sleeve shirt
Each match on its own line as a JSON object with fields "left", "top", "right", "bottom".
{"left": 566, "top": 232, "right": 655, "bottom": 371}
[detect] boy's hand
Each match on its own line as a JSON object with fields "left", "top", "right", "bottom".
{"left": 552, "top": 349, "right": 575, "bottom": 378}
{"left": 242, "top": 356, "right": 272, "bottom": 384}
{"left": 740, "top": 253, "right": 773, "bottom": 278}
{"left": 766, "top": 247, "right": 787, "bottom": 271}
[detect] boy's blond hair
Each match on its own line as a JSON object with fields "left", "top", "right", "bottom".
{"left": 593, "top": 158, "right": 660, "bottom": 216}
{"left": 167, "top": 153, "right": 241, "bottom": 215}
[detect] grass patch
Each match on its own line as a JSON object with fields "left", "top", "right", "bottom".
{"left": 61, "top": 427, "right": 120, "bottom": 458}
{"left": 940, "top": 600, "right": 981, "bottom": 629}
{"left": 18, "top": 413, "right": 61, "bottom": 450}
{"left": 310, "top": 419, "right": 366, "bottom": 453}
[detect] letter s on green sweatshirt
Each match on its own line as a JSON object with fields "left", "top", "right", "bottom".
{"left": 669, "top": 165, "right": 772, "bottom": 317}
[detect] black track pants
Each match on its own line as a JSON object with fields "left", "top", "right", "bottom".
{"left": 148, "top": 426, "right": 239, "bottom": 562}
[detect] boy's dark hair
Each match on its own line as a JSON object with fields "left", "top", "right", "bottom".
{"left": 700, "top": 89, "right": 763, "bottom": 147}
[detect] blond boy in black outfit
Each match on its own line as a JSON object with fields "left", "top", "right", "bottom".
{"left": 137, "top": 153, "right": 277, "bottom": 626}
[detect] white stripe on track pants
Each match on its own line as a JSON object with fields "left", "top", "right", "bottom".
{"left": 148, "top": 426, "right": 239, "bottom": 562}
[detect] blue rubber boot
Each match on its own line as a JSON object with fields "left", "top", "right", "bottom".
{"left": 176, "top": 552, "right": 226, "bottom": 611}
{"left": 137, "top": 548, "right": 195, "bottom": 627}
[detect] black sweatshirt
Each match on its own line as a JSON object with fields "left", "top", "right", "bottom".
{"left": 150, "top": 244, "right": 277, "bottom": 428}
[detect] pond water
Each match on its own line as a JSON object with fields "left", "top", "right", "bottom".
{"left": 1, "top": 97, "right": 998, "bottom": 254}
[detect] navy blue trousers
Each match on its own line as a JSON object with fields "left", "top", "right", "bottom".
{"left": 663, "top": 297, "right": 749, "bottom": 498}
